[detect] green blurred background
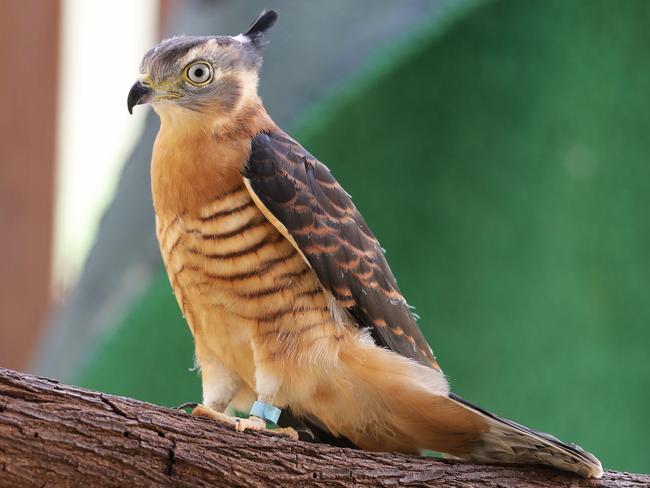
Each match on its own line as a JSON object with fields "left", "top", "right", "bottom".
{"left": 26, "top": 0, "right": 650, "bottom": 474}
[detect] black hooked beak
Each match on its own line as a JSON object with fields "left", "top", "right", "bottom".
{"left": 127, "top": 81, "right": 153, "bottom": 114}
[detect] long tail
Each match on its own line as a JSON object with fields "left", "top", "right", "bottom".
{"left": 325, "top": 340, "right": 603, "bottom": 479}
{"left": 444, "top": 393, "right": 603, "bottom": 478}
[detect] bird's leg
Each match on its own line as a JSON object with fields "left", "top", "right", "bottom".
{"left": 235, "top": 367, "right": 298, "bottom": 440}
{"left": 190, "top": 353, "right": 241, "bottom": 426}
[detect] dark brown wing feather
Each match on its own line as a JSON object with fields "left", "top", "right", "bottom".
{"left": 244, "top": 129, "right": 440, "bottom": 370}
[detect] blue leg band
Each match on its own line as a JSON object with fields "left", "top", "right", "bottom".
{"left": 249, "top": 401, "right": 282, "bottom": 424}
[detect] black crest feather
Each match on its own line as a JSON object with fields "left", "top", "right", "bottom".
{"left": 244, "top": 9, "right": 278, "bottom": 46}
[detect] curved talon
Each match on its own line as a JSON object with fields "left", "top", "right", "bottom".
{"left": 176, "top": 402, "right": 199, "bottom": 411}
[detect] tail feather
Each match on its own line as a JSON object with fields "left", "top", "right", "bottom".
{"left": 320, "top": 339, "right": 602, "bottom": 479}
{"left": 447, "top": 393, "right": 603, "bottom": 478}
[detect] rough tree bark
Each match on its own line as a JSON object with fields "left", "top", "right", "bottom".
{"left": 0, "top": 367, "right": 646, "bottom": 487}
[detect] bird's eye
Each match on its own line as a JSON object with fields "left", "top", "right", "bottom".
{"left": 185, "top": 62, "right": 213, "bottom": 85}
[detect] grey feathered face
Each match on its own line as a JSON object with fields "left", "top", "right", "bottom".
{"left": 128, "top": 9, "right": 278, "bottom": 115}
{"left": 133, "top": 35, "right": 261, "bottom": 114}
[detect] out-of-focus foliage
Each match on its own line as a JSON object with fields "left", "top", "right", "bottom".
{"left": 79, "top": 0, "right": 650, "bottom": 473}
{"left": 81, "top": 269, "right": 199, "bottom": 404}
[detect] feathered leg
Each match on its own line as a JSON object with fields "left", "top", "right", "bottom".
{"left": 191, "top": 348, "right": 243, "bottom": 426}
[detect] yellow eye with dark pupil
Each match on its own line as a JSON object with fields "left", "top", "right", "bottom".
{"left": 186, "top": 62, "right": 212, "bottom": 85}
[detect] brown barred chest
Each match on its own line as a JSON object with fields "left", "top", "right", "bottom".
{"left": 156, "top": 182, "right": 343, "bottom": 385}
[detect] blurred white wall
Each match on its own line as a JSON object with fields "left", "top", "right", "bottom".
{"left": 53, "top": 0, "right": 158, "bottom": 297}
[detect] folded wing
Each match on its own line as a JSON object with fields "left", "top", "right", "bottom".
{"left": 244, "top": 129, "right": 439, "bottom": 369}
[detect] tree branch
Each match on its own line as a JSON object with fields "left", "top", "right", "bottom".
{"left": 0, "top": 367, "right": 645, "bottom": 487}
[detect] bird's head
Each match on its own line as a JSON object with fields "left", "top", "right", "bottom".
{"left": 127, "top": 10, "right": 277, "bottom": 121}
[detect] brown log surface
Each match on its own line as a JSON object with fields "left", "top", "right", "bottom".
{"left": 0, "top": 367, "right": 646, "bottom": 487}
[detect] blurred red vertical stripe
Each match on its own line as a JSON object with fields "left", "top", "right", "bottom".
{"left": 159, "top": 0, "right": 182, "bottom": 35}
{"left": 0, "top": 0, "right": 60, "bottom": 370}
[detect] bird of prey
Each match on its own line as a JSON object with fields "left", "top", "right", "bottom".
{"left": 127, "top": 10, "right": 603, "bottom": 478}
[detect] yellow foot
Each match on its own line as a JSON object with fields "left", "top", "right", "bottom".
{"left": 235, "top": 415, "right": 299, "bottom": 441}
{"left": 192, "top": 404, "right": 238, "bottom": 426}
